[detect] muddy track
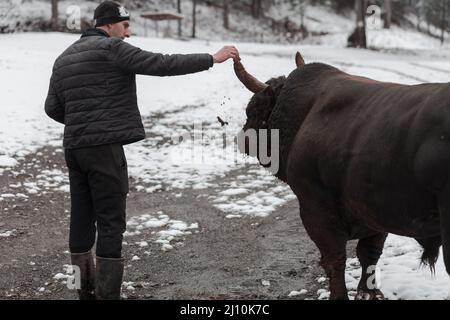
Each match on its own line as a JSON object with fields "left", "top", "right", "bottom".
{"left": 0, "top": 144, "right": 338, "bottom": 300}
{"left": 408, "top": 62, "right": 450, "bottom": 74}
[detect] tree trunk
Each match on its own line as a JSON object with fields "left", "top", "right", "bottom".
{"left": 177, "top": 0, "right": 182, "bottom": 37}
{"left": 51, "top": 0, "right": 58, "bottom": 31}
{"left": 417, "top": 13, "right": 421, "bottom": 32}
{"left": 251, "top": 0, "right": 256, "bottom": 18}
{"left": 192, "top": 0, "right": 197, "bottom": 38}
{"left": 223, "top": 0, "right": 229, "bottom": 30}
{"left": 384, "top": 0, "right": 392, "bottom": 29}
{"left": 349, "top": 0, "right": 367, "bottom": 48}
{"left": 441, "top": 0, "right": 446, "bottom": 45}
{"left": 300, "top": 0, "right": 306, "bottom": 30}
{"left": 251, "top": 0, "right": 261, "bottom": 18}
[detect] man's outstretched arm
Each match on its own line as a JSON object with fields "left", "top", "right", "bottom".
{"left": 109, "top": 40, "right": 239, "bottom": 76}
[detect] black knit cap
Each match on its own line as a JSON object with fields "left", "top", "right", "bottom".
{"left": 94, "top": 1, "right": 130, "bottom": 27}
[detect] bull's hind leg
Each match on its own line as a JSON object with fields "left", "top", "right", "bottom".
{"left": 317, "top": 236, "right": 348, "bottom": 300}
{"left": 299, "top": 196, "right": 349, "bottom": 300}
{"left": 355, "top": 233, "right": 387, "bottom": 300}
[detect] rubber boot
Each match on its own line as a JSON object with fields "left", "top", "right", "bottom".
{"left": 95, "top": 256, "right": 124, "bottom": 300}
{"left": 70, "top": 251, "right": 96, "bottom": 300}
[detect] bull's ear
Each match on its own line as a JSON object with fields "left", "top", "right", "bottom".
{"left": 295, "top": 51, "right": 305, "bottom": 67}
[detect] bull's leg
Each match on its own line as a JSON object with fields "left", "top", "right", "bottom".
{"left": 355, "top": 233, "right": 387, "bottom": 300}
{"left": 318, "top": 238, "right": 348, "bottom": 300}
{"left": 299, "top": 198, "right": 349, "bottom": 300}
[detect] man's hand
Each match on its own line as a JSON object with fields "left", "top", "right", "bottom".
{"left": 213, "top": 46, "right": 240, "bottom": 64}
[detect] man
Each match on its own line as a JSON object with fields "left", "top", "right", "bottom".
{"left": 44, "top": 0, "right": 239, "bottom": 300}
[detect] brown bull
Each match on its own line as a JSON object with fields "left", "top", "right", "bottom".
{"left": 235, "top": 52, "right": 450, "bottom": 300}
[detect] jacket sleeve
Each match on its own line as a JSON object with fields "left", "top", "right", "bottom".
{"left": 109, "top": 40, "right": 214, "bottom": 76}
{"left": 44, "top": 75, "right": 65, "bottom": 124}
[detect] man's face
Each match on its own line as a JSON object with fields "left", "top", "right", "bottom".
{"left": 105, "top": 20, "right": 130, "bottom": 40}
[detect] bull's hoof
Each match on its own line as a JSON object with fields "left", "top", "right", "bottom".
{"left": 355, "top": 289, "right": 385, "bottom": 300}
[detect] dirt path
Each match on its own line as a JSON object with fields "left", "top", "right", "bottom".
{"left": 0, "top": 145, "right": 344, "bottom": 300}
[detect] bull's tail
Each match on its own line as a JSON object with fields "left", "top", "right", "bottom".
{"left": 439, "top": 191, "right": 450, "bottom": 276}
{"left": 416, "top": 236, "right": 441, "bottom": 274}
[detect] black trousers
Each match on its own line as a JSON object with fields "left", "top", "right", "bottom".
{"left": 64, "top": 143, "right": 129, "bottom": 258}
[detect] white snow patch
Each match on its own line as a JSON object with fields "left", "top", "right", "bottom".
{"left": 0, "top": 194, "right": 15, "bottom": 198}
{"left": 343, "top": 235, "right": 450, "bottom": 300}
{"left": 125, "top": 212, "right": 198, "bottom": 252}
{"left": 288, "top": 289, "right": 308, "bottom": 297}
{"left": 261, "top": 280, "right": 271, "bottom": 286}
{"left": 219, "top": 188, "right": 248, "bottom": 196}
{"left": 0, "top": 229, "right": 16, "bottom": 237}
{"left": 0, "top": 156, "right": 17, "bottom": 167}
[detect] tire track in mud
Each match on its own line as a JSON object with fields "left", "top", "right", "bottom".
{"left": 408, "top": 62, "right": 450, "bottom": 75}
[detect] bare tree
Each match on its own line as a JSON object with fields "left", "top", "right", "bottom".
{"left": 223, "top": 0, "right": 230, "bottom": 30}
{"left": 440, "top": 0, "right": 447, "bottom": 44}
{"left": 51, "top": 0, "right": 58, "bottom": 31}
{"left": 299, "top": 0, "right": 307, "bottom": 31}
{"left": 384, "top": 0, "right": 392, "bottom": 29}
{"left": 192, "top": 0, "right": 197, "bottom": 38}
{"left": 348, "top": 0, "right": 367, "bottom": 48}
{"left": 251, "top": 0, "right": 262, "bottom": 18}
{"left": 177, "top": 0, "right": 182, "bottom": 37}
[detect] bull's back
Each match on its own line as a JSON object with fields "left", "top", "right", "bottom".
{"left": 287, "top": 74, "right": 450, "bottom": 237}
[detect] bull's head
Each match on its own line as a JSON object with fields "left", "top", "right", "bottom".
{"left": 235, "top": 52, "right": 305, "bottom": 162}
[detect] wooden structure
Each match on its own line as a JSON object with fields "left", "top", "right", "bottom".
{"left": 140, "top": 12, "right": 183, "bottom": 38}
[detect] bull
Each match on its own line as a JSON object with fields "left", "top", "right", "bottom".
{"left": 234, "top": 52, "right": 450, "bottom": 300}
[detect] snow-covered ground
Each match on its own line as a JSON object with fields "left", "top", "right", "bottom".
{"left": 2, "top": 32, "right": 450, "bottom": 299}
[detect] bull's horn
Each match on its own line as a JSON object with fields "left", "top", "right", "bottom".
{"left": 234, "top": 60, "right": 268, "bottom": 93}
{"left": 295, "top": 51, "right": 305, "bottom": 67}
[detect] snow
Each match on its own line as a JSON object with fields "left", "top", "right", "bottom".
{"left": 343, "top": 235, "right": 450, "bottom": 300}
{"left": 219, "top": 188, "right": 249, "bottom": 196}
{"left": 0, "top": 165, "right": 69, "bottom": 198}
{"left": 137, "top": 241, "right": 149, "bottom": 248}
{"left": 0, "top": 230, "right": 16, "bottom": 237}
{"left": 368, "top": 26, "right": 450, "bottom": 50}
{"left": 125, "top": 211, "right": 198, "bottom": 252}
{"left": 0, "top": 194, "right": 15, "bottom": 198}
{"left": 53, "top": 272, "right": 69, "bottom": 281}
{"left": 288, "top": 289, "right": 308, "bottom": 297}
{"left": 0, "top": 156, "right": 17, "bottom": 167}
{"left": 317, "top": 277, "right": 327, "bottom": 284}
{"left": 212, "top": 168, "right": 295, "bottom": 217}
{"left": 261, "top": 280, "right": 271, "bottom": 286}
{"left": 0, "top": 33, "right": 73, "bottom": 168}
{"left": 317, "top": 289, "right": 331, "bottom": 300}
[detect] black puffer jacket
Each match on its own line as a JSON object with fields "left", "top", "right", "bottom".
{"left": 45, "top": 28, "right": 213, "bottom": 149}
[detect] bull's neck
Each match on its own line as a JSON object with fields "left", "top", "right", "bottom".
{"left": 267, "top": 90, "right": 315, "bottom": 183}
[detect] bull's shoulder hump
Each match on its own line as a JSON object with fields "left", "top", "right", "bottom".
{"left": 287, "top": 63, "right": 340, "bottom": 82}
